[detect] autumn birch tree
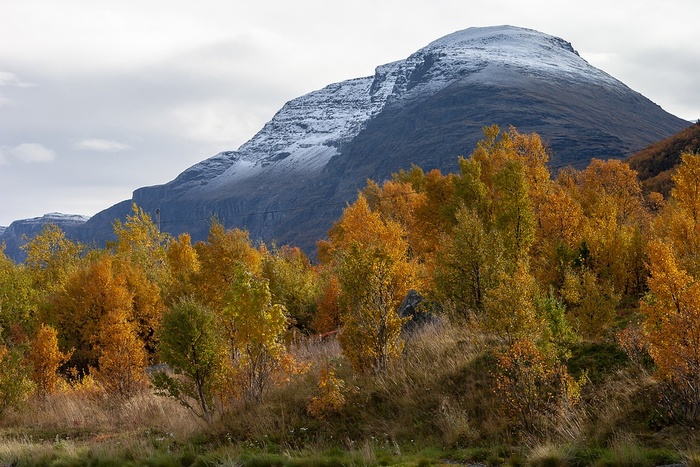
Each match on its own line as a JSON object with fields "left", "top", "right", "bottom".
{"left": 154, "top": 298, "right": 226, "bottom": 423}
{"left": 0, "top": 247, "right": 35, "bottom": 341}
{"left": 325, "top": 196, "right": 416, "bottom": 373}
{"left": 94, "top": 309, "right": 148, "bottom": 398}
{"left": 28, "top": 324, "right": 72, "bottom": 399}
{"left": 642, "top": 239, "right": 700, "bottom": 421}
{"left": 222, "top": 271, "right": 289, "bottom": 402}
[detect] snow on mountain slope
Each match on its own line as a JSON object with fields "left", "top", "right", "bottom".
{"left": 174, "top": 25, "right": 618, "bottom": 195}
{"left": 414, "top": 25, "right": 620, "bottom": 88}
{"left": 189, "top": 65, "right": 402, "bottom": 195}
{"left": 19, "top": 212, "right": 91, "bottom": 225}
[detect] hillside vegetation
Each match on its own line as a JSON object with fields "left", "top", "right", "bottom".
{"left": 2, "top": 125, "right": 700, "bottom": 466}
{"left": 627, "top": 121, "right": 700, "bottom": 196}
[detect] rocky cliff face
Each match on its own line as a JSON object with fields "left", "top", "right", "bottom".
{"left": 2, "top": 25, "right": 690, "bottom": 260}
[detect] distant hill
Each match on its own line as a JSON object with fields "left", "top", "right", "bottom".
{"left": 627, "top": 122, "right": 700, "bottom": 196}
{"left": 0, "top": 213, "right": 90, "bottom": 262}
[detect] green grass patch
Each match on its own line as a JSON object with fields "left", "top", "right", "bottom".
{"left": 567, "top": 341, "right": 629, "bottom": 383}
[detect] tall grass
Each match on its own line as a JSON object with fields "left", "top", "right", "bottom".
{"left": 216, "top": 320, "right": 508, "bottom": 450}
{"left": 1, "top": 320, "right": 698, "bottom": 465}
{"left": 2, "top": 389, "right": 198, "bottom": 436}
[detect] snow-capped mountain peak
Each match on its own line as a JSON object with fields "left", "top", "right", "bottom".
{"left": 389, "top": 25, "right": 619, "bottom": 101}
{"left": 174, "top": 26, "right": 623, "bottom": 196}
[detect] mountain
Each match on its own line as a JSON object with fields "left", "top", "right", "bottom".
{"left": 0, "top": 213, "right": 89, "bottom": 262}
{"left": 627, "top": 122, "right": 700, "bottom": 196}
{"left": 1, "top": 25, "right": 690, "bottom": 260}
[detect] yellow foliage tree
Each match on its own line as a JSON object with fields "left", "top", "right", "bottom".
{"left": 194, "top": 221, "right": 263, "bottom": 311}
{"left": 575, "top": 159, "right": 647, "bottom": 296}
{"left": 466, "top": 125, "right": 550, "bottom": 210}
{"left": 307, "top": 366, "right": 346, "bottom": 419}
{"left": 363, "top": 179, "right": 421, "bottom": 233}
{"left": 0, "top": 344, "right": 32, "bottom": 414}
{"left": 364, "top": 178, "right": 432, "bottom": 280}
{"left": 411, "top": 169, "right": 457, "bottom": 258}
{"left": 262, "top": 245, "right": 317, "bottom": 332}
{"left": 49, "top": 254, "right": 134, "bottom": 369}
{"left": 326, "top": 196, "right": 416, "bottom": 373}
{"left": 0, "top": 247, "right": 36, "bottom": 341}
{"left": 530, "top": 182, "right": 585, "bottom": 288}
{"left": 536, "top": 183, "right": 584, "bottom": 253}
{"left": 432, "top": 206, "right": 504, "bottom": 318}
{"left": 671, "top": 152, "right": 700, "bottom": 223}
{"left": 115, "top": 259, "right": 164, "bottom": 361}
{"left": 560, "top": 267, "right": 619, "bottom": 340}
{"left": 312, "top": 269, "right": 342, "bottom": 334}
{"left": 22, "top": 224, "right": 82, "bottom": 295}
{"left": 579, "top": 159, "right": 643, "bottom": 224}
{"left": 492, "top": 160, "right": 536, "bottom": 260}
{"left": 111, "top": 203, "right": 170, "bottom": 286}
{"left": 93, "top": 309, "right": 148, "bottom": 398}
{"left": 28, "top": 324, "right": 72, "bottom": 399}
{"left": 483, "top": 260, "right": 542, "bottom": 345}
{"left": 164, "top": 233, "right": 201, "bottom": 305}
{"left": 109, "top": 205, "right": 167, "bottom": 359}
{"left": 452, "top": 126, "right": 543, "bottom": 266}
{"left": 222, "top": 271, "right": 289, "bottom": 402}
{"left": 655, "top": 152, "right": 700, "bottom": 278}
{"left": 642, "top": 239, "right": 700, "bottom": 421}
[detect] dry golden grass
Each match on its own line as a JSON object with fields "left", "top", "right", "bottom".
{"left": 576, "top": 366, "right": 657, "bottom": 444}
{"left": 525, "top": 442, "right": 575, "bottom": 466}
{"left": 1, "top": 320, "right": 697, "bottom": 466}
{"left": 0, "top": 383, "right": 200, "bottom": 440}
{"left": 0, "top": 382, "right": 204, "bottom": 465}
{"left": 214, "top": 320, "right": 511, "bottom": 449}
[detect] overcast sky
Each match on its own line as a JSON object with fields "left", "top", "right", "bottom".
{"left": 1, "top": 0, "right": 698, "bottom": 226}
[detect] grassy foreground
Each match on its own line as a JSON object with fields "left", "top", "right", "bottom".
{"left": 1, "top": 322, "right": 699, "bottom": 466}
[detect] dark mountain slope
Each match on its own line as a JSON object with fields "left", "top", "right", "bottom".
{"left": 627, "top": 122, "right": 700, "bottom": 196}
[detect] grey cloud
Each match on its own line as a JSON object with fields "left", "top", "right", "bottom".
{"left": 599, "top": 46, "right": 700, "bottom": 121}
{"left": 73, "top": 138, "right": 132, "bottom": 152}
{"left": 0, "top": 71, "right": 35, "bottom": 88}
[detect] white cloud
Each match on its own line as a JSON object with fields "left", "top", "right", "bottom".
{"left": 1, "top": 143, "right": 56, "bottom": 164}
{"left": 74, "top": 138, "right": 132, "bottom": 152}
{"left": 0, "top": 71, "right": 35, "bottom": 108}
{"left": 0, "top": 71, "right": 35, "bottom": 88}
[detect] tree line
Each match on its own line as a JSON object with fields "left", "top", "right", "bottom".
{"left": 1, "top": 125, "right": 700, "bottom": 433}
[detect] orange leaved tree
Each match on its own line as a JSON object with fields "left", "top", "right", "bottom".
{"left": 641, "top": 239, "right": 700, "bottom": 421}
{"left": 93, "top": 309, "right": 148, "bottom": 398}
{"left": 324, "top": 195, "right": 416, "bottom": 373}
{"left": 495, "top": 338, "right": 581, "bottom": 435}
{"left": 27, "top": 324, "right": 72, "bottom": 399}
